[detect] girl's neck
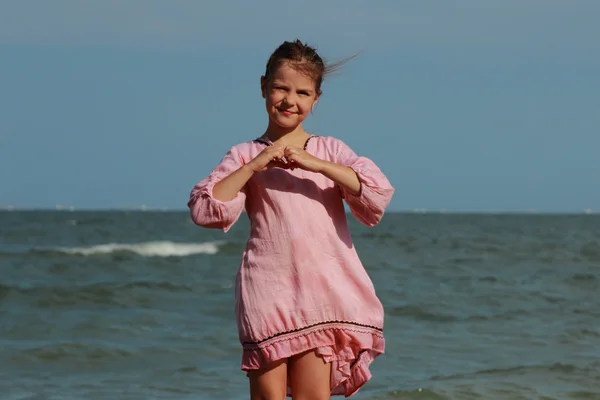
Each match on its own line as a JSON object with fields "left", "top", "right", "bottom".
{"left": 263, "top": 122, "right": 310, "bottom": 146}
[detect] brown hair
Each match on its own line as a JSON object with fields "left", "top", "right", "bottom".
{"left": 263, "top": 39, "right": 357, "bottom": 96}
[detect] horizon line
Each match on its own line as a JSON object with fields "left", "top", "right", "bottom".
{"left": 0, "top": 207, "right": 597, "bottom": 216}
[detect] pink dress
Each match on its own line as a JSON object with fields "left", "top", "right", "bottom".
{"left": 188, "top": 135, "right": 394, "bottom": 397}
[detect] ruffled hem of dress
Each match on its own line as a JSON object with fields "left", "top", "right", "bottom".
{"left": 241, "top": 326, "right": 384, "bottom": 397}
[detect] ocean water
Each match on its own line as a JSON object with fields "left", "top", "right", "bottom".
{"left": 1, "top": 211, "right": 599, "bottom": 400}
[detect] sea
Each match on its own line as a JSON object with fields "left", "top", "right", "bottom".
{"left": 1, "top": 211, "right": 599, "bottom": 400}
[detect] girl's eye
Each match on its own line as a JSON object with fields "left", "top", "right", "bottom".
{"left": 298, "top": 92, "right": 309, "bottom": 96}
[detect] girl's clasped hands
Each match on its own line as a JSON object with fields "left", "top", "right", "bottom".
{"left": 247, "top": 144, "right": 324, "bottom": 173}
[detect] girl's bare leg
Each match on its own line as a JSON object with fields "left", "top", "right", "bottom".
{"left": 248, "top": 359, "right": 288, "bottom": 400}
{"left": 288, "top": 350, "right": 331, "bottom": 400}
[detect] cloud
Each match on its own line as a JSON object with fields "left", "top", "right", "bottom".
{"left": 0, "top": 0, "right": 598, "bottom": 52}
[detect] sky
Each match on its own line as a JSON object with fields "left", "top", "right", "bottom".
{"left": 1, "top": 1, "right": 599, "bottom": 212}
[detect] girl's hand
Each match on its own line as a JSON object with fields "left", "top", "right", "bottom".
{"left": 284, "top": 146, "right": 326, "bottom": 173}
{"left": 247, "top": 145, "right": 290, "bottom": 172}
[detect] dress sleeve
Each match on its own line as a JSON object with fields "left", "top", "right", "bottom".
{"left": 334, "top": 139, "right": 395, "bottom": 227}
{"left": 187, "top": 146, "right": 246, "bottom": 232}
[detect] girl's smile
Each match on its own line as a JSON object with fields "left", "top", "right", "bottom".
{"left": 278, "top": 109, "right": 295, "bottom": 117}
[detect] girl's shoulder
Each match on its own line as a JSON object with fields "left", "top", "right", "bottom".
{"left": 317, "top": 134, "right": 355, "bottom": 145}
{"left": 310, "top": 135, "right": 355, "bottom": 154}
{"left": 225, "top": 138, "right": 270, "bottom": 155}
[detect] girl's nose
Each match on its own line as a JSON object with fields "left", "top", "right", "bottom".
{"left": 282, "top": 94, "right": 296, "bottom": 106}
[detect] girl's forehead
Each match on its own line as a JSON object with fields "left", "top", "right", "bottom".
{"left": 270, "top": 64, "right": 315, "bottom": 85}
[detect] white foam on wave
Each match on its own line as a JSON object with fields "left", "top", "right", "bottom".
{"left": 54, "top": 241, "right": 224, "bottom": 257}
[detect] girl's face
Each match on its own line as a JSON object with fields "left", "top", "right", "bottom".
{"left": 261, "top": 62, "right": 319, "bottom": 130}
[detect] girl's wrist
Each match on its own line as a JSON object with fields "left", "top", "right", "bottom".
{"left": 242, "top": 164, "right": 258, "bottom": 175}
{"left": 315, "top": 159, "right": 332, "bottom": 174}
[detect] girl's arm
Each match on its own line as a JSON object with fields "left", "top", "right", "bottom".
{"left": 317, "top": 161, "right": 361, "bottom": 196}
{"left": 212, "top": 144, "right": 288, "bottom": 201}
{"left": 188, "top": 147, "right": 248, "bottom": 232}
{"left": 212, "top": 165, "right": 255, "bottom": 202}
{"left": 282, "top": 140, "right": 394, "bottom": 227}
{"left": 331, "top": 139, "right": 395, "bottom": 227}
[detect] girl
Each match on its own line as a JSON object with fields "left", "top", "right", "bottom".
{"left": 188, "top": 40, "right": 394, "bottom": 399}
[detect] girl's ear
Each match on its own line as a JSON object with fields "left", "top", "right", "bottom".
{"left": 260, "top": 76, "right": 266, "bottom": 99}
{"left": 311, "top": 95, "right": 319, "bottom": 112}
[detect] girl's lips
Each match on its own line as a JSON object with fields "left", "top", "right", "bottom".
{"left": 278, "top": 109, "right": 295, "bottom": 116}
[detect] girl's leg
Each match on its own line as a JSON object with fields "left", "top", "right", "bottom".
{"left": 288, "top": 350, "right": 332, "bottom": 400}
{"left": 248, "top": 358, "right": 288, "bottom": 400}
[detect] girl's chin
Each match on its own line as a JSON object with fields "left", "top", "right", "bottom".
{"left": 271, "top": 114, "right": 302, "bottom": 128}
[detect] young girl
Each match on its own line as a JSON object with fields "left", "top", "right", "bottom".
{"left": 188, "top": 40, "right": 394, "bottom": 399}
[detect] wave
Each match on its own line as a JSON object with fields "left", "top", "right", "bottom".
{"left": 385, "top": 303, "right": 535, "bottom": 323}
{"left": 17, "top": 342, "right": 134, "bottom": 362}
{"left": 431, "top": 362, "right": 597, "bottom": 381}
{"left": 371, "top": 388, "right": 451, "bottom": 399}
{"left": 34, "top": 241, "right": 224, "bottom": 257}
{"left": 386, "top": 304, "right": 458, "bottom": 322}
{"left": 0, "top": 280, "right": 198, "bottom": 308}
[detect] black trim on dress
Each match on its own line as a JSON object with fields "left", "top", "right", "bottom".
{"left": 242, "top": 319, "right": 383, "bottom": 347}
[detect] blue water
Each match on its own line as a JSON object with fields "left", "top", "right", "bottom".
{"left": 1, "top": 211, "right": 599, "bottom": 399}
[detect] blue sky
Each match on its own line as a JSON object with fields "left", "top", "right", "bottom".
{"left": 1, "top": 1, "right": 598, "bottom": 212}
